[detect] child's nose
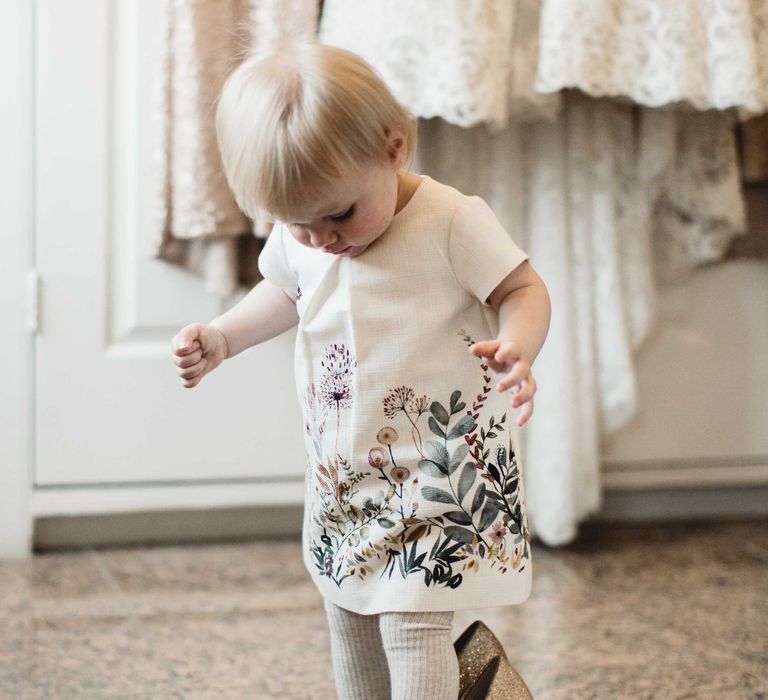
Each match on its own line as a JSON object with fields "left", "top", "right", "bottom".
{"left": 306, "top": 224, "right": 338, "bottom": 248}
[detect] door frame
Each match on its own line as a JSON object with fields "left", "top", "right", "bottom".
{"left": 0, "top": 0, "right": 35, "bottom": 557}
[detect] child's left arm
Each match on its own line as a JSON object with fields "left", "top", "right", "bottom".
{"left": 468, "top": 261, "right": 551, "bottom": 427}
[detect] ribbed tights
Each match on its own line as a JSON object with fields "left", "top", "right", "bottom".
{"left": 323, "top": 597, "right": 460, "bottom": 700}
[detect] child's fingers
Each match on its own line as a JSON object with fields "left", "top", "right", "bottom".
{"left": 493, "top": 340, "right": 524, "bottom": 365}
{"left": 469, "top": 341, "right": 509, "bottom": 373}
{"left": 172, "top": 337, "right": 201, "bottom": 356}
{"left": 178, "top": 358, "right": 207, "bottom": 381}
{"left": 180, "top": 338, "right": 201, "bottom": 354}
{"left": 497, "top": 368, "right": 523, "bottom": 392}
{"left": 181, "top": 363, "right": 206, "bottom": 388}
{"left": 468, "top": 340, "right": 499, "bottom": 357}
{"left": 516, "top": 397, "right": 534, "bottom": 426}
{"left": 510, "top": 376, "right": 537, "bottom": 407}
{"left": 174, "top": 348, "right": 203, "bottom": 369}
{"left": 497, "top": 363, "right": 532, "bottom": 392}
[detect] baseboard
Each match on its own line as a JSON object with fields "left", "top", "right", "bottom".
{"left": 33, "top": 504, "right": 303, "bottom": 551}
{"left": 32, "top": 484, "right": 768, "bottom": 551}
{"left": 591, "top": 483, "right": 768, "bottom": 522}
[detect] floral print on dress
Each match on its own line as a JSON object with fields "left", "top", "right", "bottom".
{"left": 303, "top": 330, "right": 530, "bottom": 591}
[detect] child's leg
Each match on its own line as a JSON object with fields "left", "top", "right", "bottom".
{"left": 323, "top": 597, "right": 391, "bottom": 700}
{"left": 379, "top": 610, "right": 460, "bottom": 700}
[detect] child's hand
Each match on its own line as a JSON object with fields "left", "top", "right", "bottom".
{"left": 469, "top": 340, "right": 537, "bottom": 427}
{"left": 170, "top": 323, "right": 229, "bottom": 389}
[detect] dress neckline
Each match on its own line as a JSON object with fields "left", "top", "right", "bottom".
{"left": 390, "top": 174, "right": 429, "bottom": 225}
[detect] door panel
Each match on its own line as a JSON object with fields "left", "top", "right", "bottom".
{"left": 35, "top": 0, "right": 304, "bottom": 485}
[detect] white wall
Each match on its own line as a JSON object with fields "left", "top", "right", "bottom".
{"left": 0, "top": 0, "right": 34, "bottom": 557}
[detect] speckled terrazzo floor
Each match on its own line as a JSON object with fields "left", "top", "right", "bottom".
{"left": 1, "top": 519, "right": 766, "bottom": 699}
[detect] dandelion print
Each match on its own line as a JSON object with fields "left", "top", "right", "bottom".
{"left": 320, "top": 374, "right": 354, "bottom": 411}
{"left": 319, "top": 343, "right": 357, "bottom": 462}
{"left": 408, "top": 394, "right": 430, "bottom": 417}
{"left": 383, "top": 386, "right": 415, "bottom": 419}
{"left": 320, "top": 342, "right": 356, "bottom": 380}
{"left": 383, "top": 386, "right": 430, "bottom": 456}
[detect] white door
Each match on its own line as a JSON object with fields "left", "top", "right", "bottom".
{"left": 35, "top": 0, "right": 304, "bottom": 488}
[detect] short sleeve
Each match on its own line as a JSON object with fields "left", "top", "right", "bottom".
{"left": 257, "top": 223, "right": 299, "bottom": 300}
{"left": 448, "top": 196, "right": 529, "bottom": 308}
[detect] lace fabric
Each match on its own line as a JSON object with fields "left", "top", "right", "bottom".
{"left": 152, "top": 0, "right": 318, "bottom": 298}
{"left": 319, "top": 0, "right": 560, "bottom": 130}
{"left": 536, "top": 0, "right": 768, "bottom": 117}
{"left": 413, "top": 92, "right": 746, "bottom": 545}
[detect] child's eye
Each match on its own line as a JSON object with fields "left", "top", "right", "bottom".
{"left": 330, "top": 205, "right": 355, "bottom": 222}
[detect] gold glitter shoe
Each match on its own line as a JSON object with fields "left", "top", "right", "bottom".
{"left": 459, "top": 654, "right": 534, "bottom": 700}
{"left": 454, "top": 620, "right": 507, "bottom": 696}
{"left": 453, "top": 620, "right": 533, "bottom": 700}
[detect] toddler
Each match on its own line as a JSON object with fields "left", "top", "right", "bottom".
{"left": 171, "top": 42, "right": 551, "bottom": 700}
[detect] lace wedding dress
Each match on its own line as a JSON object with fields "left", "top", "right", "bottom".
{"left": 319, "top": 0, "right": 560, "bottom": 129}
{"left": 536, "top": 0, "right": 768, "bottom": 117}
{"left": 152, "top": 0, "right": 318, "bottom": 297}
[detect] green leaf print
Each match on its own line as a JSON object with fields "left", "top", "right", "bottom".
{"left": 443, "top": 510, "right": 473, "bottom": 525}
{"left": 457, "top": 462, "right": 476, "bottom": 504}
{"left": 504, "top": 477, "right": 519, "bottom": 496}
{"left": 471, "top": 482, "right": 486, "bottom": 512}
{"left": 446, "top": 414, "right": 475, "bottom": 440}
{"left": 423, "top": 440, "right": 450, "bottom": 474}
{"left": 418, "top": 459, "right": 448, "bottom": 478}
{"left": 443, "top": 526, "right": 476, "bottom": 545}
{"left": 485, "top": 490, "right": 506, "bottom": 507}
{"left": 479, "top": 501, "right": 499, "bottom": 531}
{"left": 449, "top": 389, "right": 467, "bottom": 415}
{"left": 428, "top": 416, "right": 446, "bottom": 439}
{"left": 430, "top": 401, "right": 450, "bottom": 426}
{"left": 422, "top": 485, "right": 455, "bottom": 504}
{"left": 449, "top": 442, "right": 470, "bottom": 474}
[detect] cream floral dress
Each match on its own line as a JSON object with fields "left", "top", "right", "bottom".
{"left": 258, "top": 175, "right": 532, "bottom": 614}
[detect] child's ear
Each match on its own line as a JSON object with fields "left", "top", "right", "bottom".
{"left": 385, "top": 129, "right": 407, "bottom": 165}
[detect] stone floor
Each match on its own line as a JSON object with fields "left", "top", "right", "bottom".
{"left": 1, "top": 519, "right": 766, "bottom": 699}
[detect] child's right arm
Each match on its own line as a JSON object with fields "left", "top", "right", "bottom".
{"left": 170, "top": 278, "right": 299, "bottom": 389}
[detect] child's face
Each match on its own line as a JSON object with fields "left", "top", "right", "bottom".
{"left": 283, "top": 159, "right": 401, "bottom": 258}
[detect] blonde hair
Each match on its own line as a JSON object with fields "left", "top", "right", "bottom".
{"left": 215, "top": 42, "right": 417, "bottom": 222}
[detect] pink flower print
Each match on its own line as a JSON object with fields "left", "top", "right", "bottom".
{"left": 488, "top": 521, "right": 507, "bottom": 546}
{"left": 368, "top": 447, "right": 390, "bottom": 469}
